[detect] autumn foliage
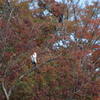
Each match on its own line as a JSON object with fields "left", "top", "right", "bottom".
{"left": 0, "top": 0, "right": 100, "bottom": 100}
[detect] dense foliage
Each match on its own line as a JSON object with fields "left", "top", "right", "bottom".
{"left": 0, "top": 0, "right": 100, "bottom": 100}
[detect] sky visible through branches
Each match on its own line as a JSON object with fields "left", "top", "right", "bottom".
{"left": 56, "top": 0, "right": 98, "bottom": 5}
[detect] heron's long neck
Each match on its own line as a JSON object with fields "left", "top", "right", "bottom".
{"left": 34, "top": 53, "right": 37, "bottom": 58}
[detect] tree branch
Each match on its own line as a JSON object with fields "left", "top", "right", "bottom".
{"left": 19, "top": 53, "right": 62, "bottom": 79}
{"left": 74, "top": 81, "right": 84, "bottom": 93}
{"left": 2, "top": 81, "right": 9, "bottom": 100}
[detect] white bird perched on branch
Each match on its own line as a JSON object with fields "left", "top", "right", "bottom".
{"left": 30, "top": 52, "right": 37, "bottom": 67}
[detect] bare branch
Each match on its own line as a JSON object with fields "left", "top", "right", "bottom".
{"left": 6, "top": 8, "right": 14, "bottom": 26}
{"left": 19, "top": 53, "right": 62, "bottom": 79}
{"left": 74, "top": 81, "right": 84, "bottom": 93}
{"left": 93, "top": 36, "right": 100, "bottom": 45}
{"left": 1, "top": 81, "right": 9, "bottom": 100}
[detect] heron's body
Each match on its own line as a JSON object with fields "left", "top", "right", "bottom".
{"left": 59, "top": 14, "right": 63, "bottom": 23}
{"left": 30, "top": 52, "right": 37, "bottom": 67}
